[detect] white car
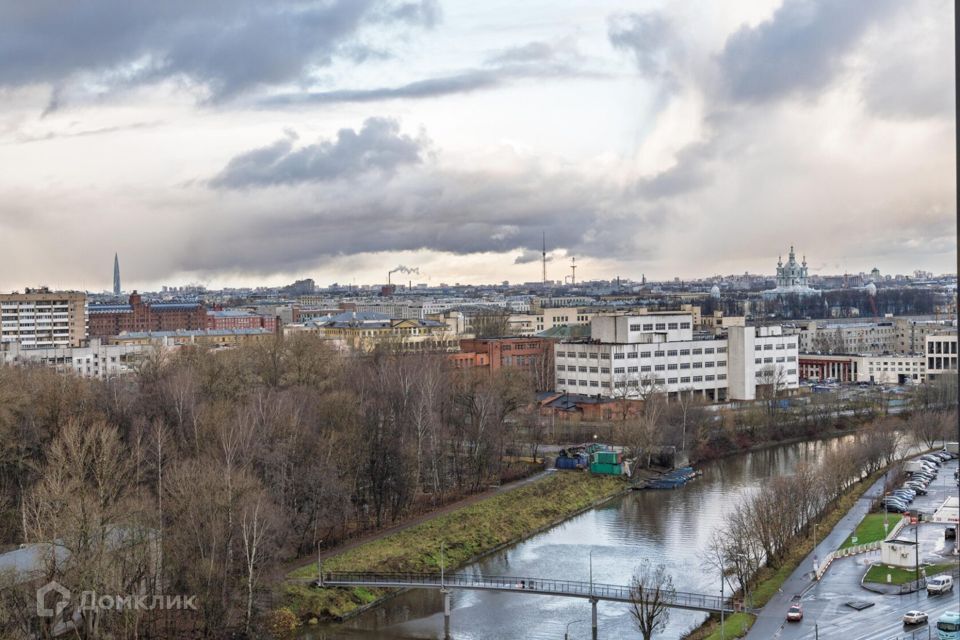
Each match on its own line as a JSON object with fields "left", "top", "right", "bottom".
{"left": 903, "top": 610, "right": 928, "bottom": 625}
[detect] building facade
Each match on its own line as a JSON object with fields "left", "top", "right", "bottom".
{"left": 284, "top": 311, "right": 459, "bottom": 352}
{"left": 554, "top": 313, "right": 798, "bottom": 402}
{"left": 0, "top": 288, "right": 87, "bottom": 348}
{"left": 107, "top": 328, "right": 274, "bottom": 348}
{"left": 1, "top": 338, "right": 147, "bottom": 379}
{"left": 207, "top": 309, "right": 277, "bottom": 332}
{"left": 88, "top": 292, "right": 206, "bottom": 337}
{"left": 925, "top": 333, "right": 958, "bottom": 380}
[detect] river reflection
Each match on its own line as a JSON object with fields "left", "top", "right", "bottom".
{"left": 301, "top": 434, "right": 888, "bottom": 639}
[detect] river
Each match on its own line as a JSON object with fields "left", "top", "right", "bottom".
{"left": 301, "top": 435, "right": 883, "bottom": 639}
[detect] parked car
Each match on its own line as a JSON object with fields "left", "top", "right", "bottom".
{"left": 786, "top": 603, "right": 803, "bottom": 621}
{"left": 903, "top": 610, "right": 928, "bottom": 625}
{"left": 926, "top": 575, "right": 954, "bottom": 595}
{"left": 907, "top": 485, "right": 928, "bottom": 496}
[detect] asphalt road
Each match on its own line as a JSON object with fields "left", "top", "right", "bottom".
{"left": 746, "top": 456, "right": 959, "bottom": 640}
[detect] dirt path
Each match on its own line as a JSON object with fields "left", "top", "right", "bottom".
{"left": 279, "top": 469, "right": 553, "bottom": 582}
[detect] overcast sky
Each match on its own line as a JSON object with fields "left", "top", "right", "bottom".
{"left": 0, "top": 0, "right": 955, "bottom": 292}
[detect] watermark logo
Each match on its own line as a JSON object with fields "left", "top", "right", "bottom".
{"left": 36, "top": 581, "right": 71, "bottom": 618}
{"left": 36, "top": 582, "right": 197, "bottom": 617}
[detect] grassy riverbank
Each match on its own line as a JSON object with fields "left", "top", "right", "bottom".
{"left": 284, "top": 472, "right": 624, "bottom": 621}
{"left": 685, "top": 467, "right": 887, "bottom": 640}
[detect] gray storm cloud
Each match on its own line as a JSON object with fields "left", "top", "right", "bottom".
{"left": 0, "top": 0, "right": 437, "bottom": 101}
{"left": 210, "top": 118, "right": 426, "bottom": 188}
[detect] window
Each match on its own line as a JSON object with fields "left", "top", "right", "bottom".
{"left": 787, "top": 355, "right": 796, "bottom": 362}
{"left": 680, "top": 363, "right": 691, "bottom": 369}
{"left": 680, "top": 322, "right": 691, "bottom": 329}
{"left": 718, "top": 374, "right": 726, "bottom": 380}
{"left": 590, "top": 380, "right": 599, "bottom": 387}
{"left": 655, "top": 378, "right": 666, "bottom": 385}
{"left": 764, "top": 344, "right": 773, "bottom": 350}
{"left": 589, "top": 352, "right": 599, "bottom": 359}
{"left": 692, "top": 362, "right": 702, "bottom": 368}
{"left": 614, "top": 352, "right": 625, "bottom": 359}
{"left": 557, "top": 365, "right": 566, "bottom": 371}
{"left": 627, "top": 366, "right": 638, "bottom": 373}
{"left": 654, "top": 350, "right": 665, "bottom": 357}
{"left": 755, "top": 345, "right": 762, "bottom": 351}
{"left": 578, "top": 352, "right": 587, "bottom": 358}
{"left": 763, "top": 357, "right": 773, "bottom": 363}
{"left": 668, "top": 322, "right": 678, "bottom": 330}
{"left": 717, "top": 347, "right": 727, "bottom": 353}
{"left": 600, "top": 353, "right": 610, "bottom": 359}
{"left": 680, "top": 376, "right": 691, "bottom": 383}
{"left": 655, "top": 323, "right": 666, "bottom": 330}
{"left": 630, "top": 324, "right": 642, "bottom": 331}
{"left": 776, "top": 343, "right": 785, "bottom": 349}
{"left": 717, "top": 360, "right": 726, "bottom": 367}
{"left": 667, "top": 349, "right": 678, "bottom": 356}
{"left": 627, "top": 351, "right": 637, "bottom": 358}
{"left": 755, "top": 358, "right": 762, "bottom": 364}
{"left": 679, "top": 349, "right": 690, "bottom": 356}
{"left": 556, "top": 351, "right": 566, "bottom": 358}
{"left": 692, "top": 376, "right": 703, "bottom": 382}
{"left": 654, "top": 364, "right": 666, "bottom": 371}
{"left": 642, "top": 323, "right": 654, "bottom": 331}
{"left": 667, "top": 363, "right": 678, "bottom": 370}
{"left": 640, "top": 365, "right": 651, "bottom": 372}
{"left": 578, "top": 379, "right": 588, "bottom": 386}
{"left": 667, "top": 377, "right": 678, "bottom": 384}
{"left": 787, "top": 369, "right": 797, "bottom": 375}
{"left": 705, "top": 374, "right": 715, "bottom": 381}
{"left": 556, "top": 378, "right": 565, "bottom": 385}
{"left": 601, "top": 381, "right": 610, "bottom": 388}
{"left": 614, "top": 367, "right": 625, "bottom": 374}
{"left": 776, "top": 356, "right": 785, "bottom": 363}
{"left": 601, "top": 367, "right": 610, "bottom": 374}
{"left": 704, "top": 347, "right": 714, "bottom": 354}
{"left": 640, "top": 351, "right": 651, "bottom": 358}
{"left": 692, "top": 348, "right": 702, "bottom": 355}
{"left": 579, "top": 366, "right": 587, "bottom": 372}
{"left": 705, "top": 361, "right": 715, "bottom": 368}
{"left": 589, "top": 367, "right": 598, "bottom": 373}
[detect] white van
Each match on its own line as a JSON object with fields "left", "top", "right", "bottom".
{"left": 926, "top": 575, "right": 954, "bottom": 595}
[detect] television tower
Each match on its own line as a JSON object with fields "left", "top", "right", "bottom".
{"left": 113, "top": 253, "right": 121, "bottom": 295}
{"left": 541, "top": 232, "right": 547, "bottom": 285}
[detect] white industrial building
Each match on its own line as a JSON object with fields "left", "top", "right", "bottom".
{"left": 554, "top": 313, "right": 798, "bottom": 402}
{"left": 925, "top": 333, "right": 958, "bottom": 380}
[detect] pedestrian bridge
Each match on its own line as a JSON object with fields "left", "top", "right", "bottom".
{"left": 318, "top": 571, "right": 756, "bottom": 615}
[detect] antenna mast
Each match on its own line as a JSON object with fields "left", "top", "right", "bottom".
{"left": 541, "top": 232, "right": 547, "bottom": 285}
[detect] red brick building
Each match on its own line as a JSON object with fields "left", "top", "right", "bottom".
{"left": 798, "top": 354, "right": 858, "bottom": 382}
{"left": 207, "top": 310, "right": 277, "bottom": 333}
{"left": 450, "top": 337, "right": 555, "bottom": 390}
{"left": 88, "top": 292, "right": 207, "bottom": 337}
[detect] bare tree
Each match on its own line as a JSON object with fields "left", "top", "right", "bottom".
{"left": 629, "top": 560, "right": 676, "bottom": 640}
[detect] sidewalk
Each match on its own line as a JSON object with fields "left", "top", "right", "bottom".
{"left": 745, "top": 472, "right": 889, "bottom": 639}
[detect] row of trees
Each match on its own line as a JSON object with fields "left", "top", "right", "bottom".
{"left": 0, "top": 336, "right": 536, "bottom": 638}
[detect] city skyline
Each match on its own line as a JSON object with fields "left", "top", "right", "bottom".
{"left": 0, "top": 0, "right": 955, "bottom": 292}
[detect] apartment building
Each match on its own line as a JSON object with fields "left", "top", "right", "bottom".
{"left": 0, "top": 288, "right": 87, "bottom": 348}
{"left": 856, "top": 355, "right": 926, "bottom": 384}
{"left": 554, "top": 313, "right": 798, "bottom": 402}
{"left": 88, "top": 292, "right": 206, "bottom": 337}
{"left": 1, "top": 338, "right": 146, "bottom": 379}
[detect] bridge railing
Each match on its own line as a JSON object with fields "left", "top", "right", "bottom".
{"left": 320, "top": 571, "right": 739, "bottom": 612}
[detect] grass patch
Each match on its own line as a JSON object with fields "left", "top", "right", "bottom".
{"left": 703, "top": 613, "right": 754, "bottom": 640}
{"left": 839, "top": 513, "right": 898, "bottom": 549}
{"left": 864, "top": 561, "right": 960, "bottom": 586}
{"left": 285, "top": 472, "right": 624, "bottom": 620}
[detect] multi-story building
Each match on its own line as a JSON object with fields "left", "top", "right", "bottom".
{"left": 1, "top": 338, "right": 147, "bottom": 379}
{"left": 0, "top": 288, "right": 87, "bottom": 348}
{"left": 797, "top": 354, "right": 859, "bottom": 382}
{"left": 450, "top": 336, "right": 553, "bottom": 373}
{"left": 855, "top": 354, "right": 926, "bottom": 384}
{"left": 925, "top": 333, "right": 958, "bottom": 380}
{"left": 207, "top": 309, "right": 277, "bottom": 332}
{"left": 88, "top": 292, "right": 206, "bottom": 337}
{"left": 107, "top": 328, "right": 274, "bottom": 348}
{"left": 283, "top": 311, "right": 459, "bottom": 352}
{"left": 554, "top": 313, "right": 798, "bottom": 402}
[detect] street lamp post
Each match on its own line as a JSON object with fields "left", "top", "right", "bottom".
{"left": 564, "top": 618, "right": 588, "bottom": 640}
{"left": 441, "top": 541, "right": 446, "bottom": 588}
{"left": 813, "top": 523, "right": 820, "bottom": 576}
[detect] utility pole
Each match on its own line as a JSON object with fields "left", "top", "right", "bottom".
{"left": 720, "top": 574, "right": 725, "bottom": 639}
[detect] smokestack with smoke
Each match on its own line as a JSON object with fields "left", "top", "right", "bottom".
{"left": 388, "top": 265, "right": 419, "bottom": 285}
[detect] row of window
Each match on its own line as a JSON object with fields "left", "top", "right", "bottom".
{"left": 755, "top": 369, "right": 798, "bottom": 377}
{"left": 755, "top": 356, "right": 797, "bottom": 364}
{"left": 558, "top": 346, "right": 727, "bottom": 359}
{"left": 628, "top": 321, "right": 692, "bottom": 331}
{"left": 558, "top": 373, "right": 728, "bottom": 387}
{"left": 755, "top": 342, "right": 795, "bottom": 351}
{"left": 558, "top": 361, "right": 728, "bottom": 373}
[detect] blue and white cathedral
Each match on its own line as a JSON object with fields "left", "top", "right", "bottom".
{"left": 764, "top": 246, "right": 820, "bottom": 298}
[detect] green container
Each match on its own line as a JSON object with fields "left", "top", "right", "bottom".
{"left": 595, "top": 452, "right": 618, "bottom": 464}
{"left": 590, "top": 462, "right": 622, "bottom": 475}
